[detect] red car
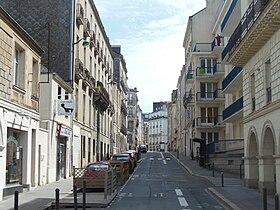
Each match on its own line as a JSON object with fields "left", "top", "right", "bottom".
{"left": 83, "top": 161, "right": 111, "bottom": 177}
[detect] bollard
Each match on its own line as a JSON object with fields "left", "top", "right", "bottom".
{"left": 212, "top": 163, "right": 215, "bottom": 177}
{"left": 14, "top": 190, "right": 19, "bottom": 210}
{"left": 240, "top": 164, "right": 242, "bottom": 179}
{"left": 275, "top": 193, "right": 279, "bottom": 210}
{"left": 221, "top": 171, "right": 224, "bottom": 187}
{"left": 177, "top": 150, "right": 179, "bottom": 159}
{"left": 83, "top": 180, "right": 86, "bottom": 210}
{"left": 73, "top": 185, "right": 78, "bottom": 210}
{"left": 263, "top": 188, "right": 267, "bottom": 210}
{"left": 55, "top": 188, "right": 59, "bottom": 210}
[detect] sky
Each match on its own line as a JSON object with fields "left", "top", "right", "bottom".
{"left": 94, "top": 0, "right": 206, "bottom": 113}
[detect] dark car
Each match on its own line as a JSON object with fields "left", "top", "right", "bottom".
{"left": 139, "top": 145, "right": 147, "bottom": 153}
{"left": 83, "top": 161, "right": 111, "bottom": 177}
{"left": 111, "top": 153, "right": 134, "bottom": 173}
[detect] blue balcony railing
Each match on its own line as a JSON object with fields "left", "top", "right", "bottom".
{"left": 221, "top": 0, "right": 239, "bottom": 32}
{"left": 223, "top": 96, "right": 243, "bottom": 120}
{"left": 222, "top": 66, "right": 242, "bottom": 90}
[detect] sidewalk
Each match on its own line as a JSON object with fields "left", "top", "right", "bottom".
{"left": 169, "top": 152, "right": 276, "bottom": 210}
{"left": 0, "top": 177, "right": 116, "bottom": 210}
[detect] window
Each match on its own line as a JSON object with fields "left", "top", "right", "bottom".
{"left": 14, "top": 47, "right": 25, "bottom": 88}
{"left": 93, "top": 139, "right": 96, "bottom": 155}
{"left": 32, "top": 59, "right": 39, "bottom": 97}
{"left": 251, "top": 73, "right": 256, "bottom": 111}
{"left": 75, "top": 88, "right": 78, "bottom": 119}
{"left": 200, "top": 58, "right": 217, "bottom": 74}
{"left": 265, "top": 60, "right": 271, "bottom": 104}
{"left": 88, "top": 138, "right": 91, "bottom": 163}
{"left": 58, "top": 86, "right": 62, "bottom": 99}
{"left": 200, "top": 107, "right": 218, "bottom": 124}
{"left": 200, "top": 83, "right": 217, "bottom": 99}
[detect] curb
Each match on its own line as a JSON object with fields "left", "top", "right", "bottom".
{"left": 206, "top": 187, "right": 241, "bottom": 210}
{"left": 168, "top": 152, "right": 194, "bottom": 176}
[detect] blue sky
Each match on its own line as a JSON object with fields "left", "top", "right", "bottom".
{"left": 94, "top": 0, "right": 206, "bottom": 113}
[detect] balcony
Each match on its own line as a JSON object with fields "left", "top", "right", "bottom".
{"left": 196, "top": 90, "right": 224, "bottom": 104}
{"left": 75, "top": 58, "right": 84, "bottom": 80}
{"left": 183, "top": 93, "right": 195, "bottom": 109}
{"left": 222, "top": 66, "right": 242, "bottom": 93}
{"left": 223, "top": 96, "right": 243, "bottom": 122}
{"left": 195, "top": 115, "right": 224, "bottom": 128}
{"left": 193, "top": 43, "right": 212, "bottom": 54}
{"left": 186, "top": 70, "right": 195, "bottom": 81}
{"left": 76, "top": 3, "right": 84, "bottom": 26}
{"left": 89, "top": 30, "right": 96, "bottom": 49}
{"left": 226, "top": 0, "right": 280, "bottom": 66}
{"left": 211, "top": 36, "right": 224, "bottom": 55}
{"left": 221, "top": 0, "right": 241, "bottom": 36}
{"left": 196, "top": 64, "right": 224, "bottom": 79}
{"left": 93, "top": 81, "right": 110, "bottom": 112}
{"left": 83, "top": 18, "right": 90, "bottom": 37}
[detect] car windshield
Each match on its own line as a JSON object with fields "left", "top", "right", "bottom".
{"left": 112, "top": 156, "right": 129, "bottom": 161}
{"left": 87, "top": 164, "right": 109, "bottom": 171}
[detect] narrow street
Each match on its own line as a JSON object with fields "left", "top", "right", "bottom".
{"left": 97, "top": 152, "right": 224, "bottom": 210}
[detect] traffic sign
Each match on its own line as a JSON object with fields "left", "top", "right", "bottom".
{"left": 57, "top": 100, "right": 74, "bottom": 116}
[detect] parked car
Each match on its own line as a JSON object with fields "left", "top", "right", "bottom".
{"left": 139, "top": 145, "right": 147, "bottom": 153}
{"left": 83, "top": 161, "right": 112, "bottom": 177}
{"left": 111, "top": 153, "right": 134, "bottom": 174}
{"left": 124, "top": 150, "right": 138, "bottom": 167}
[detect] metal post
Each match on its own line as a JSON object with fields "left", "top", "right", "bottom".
{"left": 240, "top": 164, "right": 242, "bottom": 179}
{"left": 73, "top": 185, "right": 78, "bottom": 210}
{"left": 221, "top": 171, "right": 224, "bottom": 187}
{"left": 212, "top": 163, "right": 215, "bottom": 177}
{"left": 263, "top": 188, "right": 267, "bottom": 210}
{"left": 96, "top": 109, "right": 100, "bottom": 161}
{"left": 55, "top": 188, "right": 59, "bottom": 210}
{"left": 275, "top": 193, "right": 279, "bottom": 210}
{"left": 14, "top": 190, "right": 19, "bottom": 210}
{"left": 177, "top": 149, "right": 179, "bottom": 159}
{"left": 83, "top": 180, "right": 86, "bottom": 210}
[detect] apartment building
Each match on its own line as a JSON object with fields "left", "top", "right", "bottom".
{"left": 39, "top": 73, "right": 73, "bottom": 183}
{"left": 182, "top": 0, "right": 225, "bottom": 166}
{"left": 221, "top": 0, "right": 280, "bottom": 194}
{"left": 0, "top": 7, "right": 43, "bottom": 199}
{"left": 148, "top": 102, "right": 169, "bottom": 152}
{"left": 1, "top": 0, "right": 115, "bottom": 166}
{"left": 168, "top": 90, "right": 178, "bottom": 152}
{"left": 127, "top": 88, "right": 139, "bottom": 150}
{"left": 112, "top": 46, "right": 128, "bottom": 154}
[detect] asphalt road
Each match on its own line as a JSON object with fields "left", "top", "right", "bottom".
{"left": 96, "top": 151, "right": 225, "bottom": 210}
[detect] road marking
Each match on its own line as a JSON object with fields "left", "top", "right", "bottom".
{"left": 160, "top": 152, "right": 164, "bottom": 159}
{"left": 158, "top": 158, "right": 162, "bottom": 160}
{"left": 163, "top": 160, "right": 167, "bottom": 164}
{"left": 149, "top": 157, "right": 154, "bottom": 161}
{"left": 166, "top": 157, "right": 171, "bottom": 161}
{"left": 175, "top": 189, "right": 183, "bottom": 196}
{"left": 178, "top": 197, "right": 189, "bottom": 207}
{"left": 128, "top": 193, "right": 133, "bottom": 197}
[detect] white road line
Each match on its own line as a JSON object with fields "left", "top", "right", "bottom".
{"left": 163, "top": 160, "right": 167, "bottom": 164}
{"left": 178, "top": 197, "right": 189, "bottom": 207}
{"left": 175, "top": 189, "right": 183, "bottom": 196}
{"left": 158, "top": 158, "right": 162, "bottom": 160}
{"left": 128, "top": 193, "right": 133, "bottom": 197}
{"left": 149, "top": 158, "right": 154, "bottom": 161}
{"left": 166, "top": 157, "right": 171, "bottom": 161}
{"left": 160, "top": 152, "right": 164, "bottom": 159}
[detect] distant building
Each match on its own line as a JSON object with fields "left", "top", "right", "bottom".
{"left": 127, "top": 88, "right": 139, "bottom": 150}
{"left": 148, "top": 102, "right": 169, "bottom": 151}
